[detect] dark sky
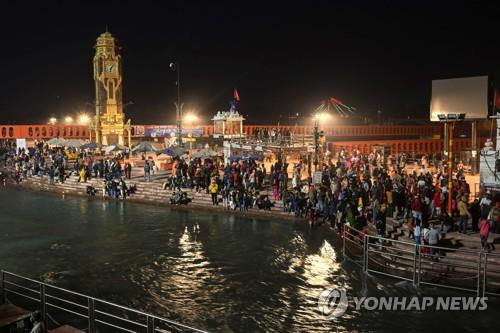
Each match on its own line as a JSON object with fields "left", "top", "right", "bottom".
{"left": 0, "top": 0, "right": 499, "bottom": 124}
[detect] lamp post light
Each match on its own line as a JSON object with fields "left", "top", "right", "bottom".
{"left": 77, "top": 113, "right": 90, "bottom": 125}
{"left": 64, "top": 116, "right": 73, "bottom": 124}
{"left": 170, "top": 62, "right": 183, "bottom": 147}
{"left": 313, "top": 115, "right": 320, "bottom": 172}
{"left": 48, "top": 117, "right": 57, "bottom": 125}
{"left": 183, "top": 112, "right": 198, "bottom": 124}
{"left": 313, "top": 112, "right": 330, "bottom": 173}
{"left": 183, "top": 112, "right": 199, "bottom": 149}
{"left": 437, "top": 113, "right": 466, "bottom": 216}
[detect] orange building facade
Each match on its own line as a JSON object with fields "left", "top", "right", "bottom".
{"left": 328, "top": 138, "right": 487, "bottom": 155}
{"left": 0, "top": 125, "right": 89, "bottom": 140}
{"left": 0, "top": 123, "right": 482, "bottom": 156}
{"left": 128, "top": 124, "right": 442, "bottom": 138}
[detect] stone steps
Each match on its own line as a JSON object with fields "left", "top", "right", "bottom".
{"left": 367, "top": 239, "right": 500, "bottom": 281}
{"left": 373, "top": 217, "right": 500, "bottom": 250}
{"left": 361, "top": 217, "right": 500, "bottom": 280}
{"left": 17, "top": 176, "right": 295, "bottom": 218}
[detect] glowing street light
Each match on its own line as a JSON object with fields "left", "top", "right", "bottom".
{"left": 183, "top": 112, "right": 199, "bottom": 149}
{"left": 64, "top": 116, "right": 73, "bottom": 124}
{"left": 78, "top": 113, "right": 90, "bottom": 125}
{"left": 313, "top": 112, "right": 331, "bottom": 122}
{"left": 48, "top": 117, "right": 57, "bottom": 125}
{"left": 312, "top": 112, "right": 331, "bottom": 173}
{"left": 183, "top": 112, "right": 199, "bottom": 124}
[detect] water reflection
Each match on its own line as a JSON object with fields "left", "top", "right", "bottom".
{"left": 134, "top": 222, "right": 230, "bottom": 328}
{"left": 271, "top": 236, "right": 347, "bottom": 332}
{"left": 1, "top": 188, "right": 497, "bottom": 333}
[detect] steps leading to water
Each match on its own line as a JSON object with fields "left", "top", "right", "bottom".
{"left": 15, "top": 175, "right": 295, "bottom": 220}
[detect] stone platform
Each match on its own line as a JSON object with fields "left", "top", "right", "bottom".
{"left": 10, "top": 173, "right": 300, "bottom": 222}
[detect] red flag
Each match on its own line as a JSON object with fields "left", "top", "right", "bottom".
{"left": 495, "top": 89, "right": 500, "bottom": 109}
{"left": 329, "top": 97, "right": 343, "bottom": 105}
{"left": 233, "top": 88, "right": 240, "bottom": 101}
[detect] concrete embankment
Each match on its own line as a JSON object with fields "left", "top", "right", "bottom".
{"left": 5, "top": 170, "right": 500, "bottom": 294}
{"left": 8, "top": 174, "right": 305, "bottom": 222}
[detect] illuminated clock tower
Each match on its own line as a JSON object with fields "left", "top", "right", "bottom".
{"left": 91, "top": 30, "right": 131, "bottom": 146}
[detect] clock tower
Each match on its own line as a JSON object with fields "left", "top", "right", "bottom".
{"left": 91, "top": 31, "right": 131, "bottom": 146}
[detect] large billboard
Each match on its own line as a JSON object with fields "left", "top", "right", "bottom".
{"left": 430, "top": 76, "right": 490, "bottom": 121}
{"left": 133, "top": 125, "right": 203, "bottom": 137}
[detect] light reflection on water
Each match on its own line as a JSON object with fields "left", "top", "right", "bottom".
{"left": 0, "top": 187, "right": 498, "bottom": 332}
{"left": 141, "top": 225, "right": 229, "bottom": 323}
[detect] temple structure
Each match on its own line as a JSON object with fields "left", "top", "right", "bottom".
{"left": 212, "top": 110, "right": 245, "bottom": 139}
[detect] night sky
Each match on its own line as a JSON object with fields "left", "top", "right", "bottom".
{"left": 0, "top": 1, "right": 499, "bottom": 125}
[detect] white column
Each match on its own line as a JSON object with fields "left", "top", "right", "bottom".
{"left": 471, "top": 121, "right": 478, "bottom": 174}
{"left": 443, "top": 122, "right": 449, "bottom": 158}
{"left": 497, "top": 113, "right": 500, "bottom": 153}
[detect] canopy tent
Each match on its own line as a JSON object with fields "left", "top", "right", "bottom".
{"left": 105, "top": 144, "right": 129, "bottom": 154}
{"left": 155, "top": 153, "right": 174, "bottom": 160}
{"left": 190, "top": 148, "right": 221, "bottom": 159}
{"left": 80, "top": 142, "right": 102, "bottom": 150}
{"left": 131, "top": 142, "right": 159, "bottom": 153}
{"left": 46, "top": 138, "right": 67, "bottom": 146}
{"left": 156, "top": 147, "right": 187, "bottom": 157}
{"left": 63, "top": 139, "right": 85, "bottom": 148}
{"left": 228, "top": 155, "right": 263, "bottom": 162}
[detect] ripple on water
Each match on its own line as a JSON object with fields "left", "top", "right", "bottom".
{"left": 2, "top": 188, "right": 497, "bottom": 332}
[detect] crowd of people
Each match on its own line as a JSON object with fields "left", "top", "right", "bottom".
{"left": 159, "top": 147, "right": 500, "bottom": 253}
{"left": 252, "top": 127, "right": 292, "bottom": 145}
{"left": 2, "top": 141, "right": 69, "bottom": 184}
{"left": 274, "top": 149, "right": 500, "bottom": 253}
{"left": 2, "top": 139, "right": 499, "bottom": 253}
{"left": 155, "top": 146, "right": 500, "bottom": 254}
{"left": 0, "top": 140, "right": 135, "bottom": 200}
{"left": 162, "top": 156, "right": 277, "bottom": 211}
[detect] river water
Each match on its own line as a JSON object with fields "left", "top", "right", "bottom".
{"left": 0, "top": 187, "right": 497, "bottom": 332}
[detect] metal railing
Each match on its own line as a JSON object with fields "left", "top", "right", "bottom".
{"left": 342, "top": 224, "right": 500, "bottom": 297}
{"left": 483, "top": 253, "right": 500, "bottom": 297}
{"left": 0, "top": 270, "right": 208, "bottom": 333}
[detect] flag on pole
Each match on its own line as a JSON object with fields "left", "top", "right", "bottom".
{"left": 329, "top": 97, "right": 344, "bottom": 105}
{"left": 233, "top": 88, "right": 240, "bottom": 101}
{"left": 494, "top": 88, "right": 500, "bottom": 110}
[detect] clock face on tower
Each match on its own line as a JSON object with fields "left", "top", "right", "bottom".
{"left": 106, "top": 63, "right": 115, "bottom": 73}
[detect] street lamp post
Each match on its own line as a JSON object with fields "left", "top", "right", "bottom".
{"left": 313, "top": 117, "right": 319, "bottom": 172}
{"left": 313, "top": 113, "right": 329, "bottom": 173}
{"left": 183, "top": 112, "right": 198, "bottom": 150}
{"left": 170, "top": 62, "right": 183, "bottom": 147}
{"left": 447, "top": 121, "right": 454, "bottom": 215}
{"left": 437, "top": 113, "right": 466, "bottom": 216}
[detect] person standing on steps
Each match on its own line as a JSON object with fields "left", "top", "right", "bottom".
{"left": 143, "top": 160, "right": 151, "bottom": 182}
{"left": 414, "top": 219, "right": 421, "bottom": 252}
{"left": 470, "top": 198, "right": 481, "bottom": 232}
{"left": 209, "top": 179, "right": 218, "bottom": 206}
{"left": 48, "top": 165, "right": 55, "bottom": 185}
{"left": 479, "top": 215, "right": 491, "bottom": 252}
{"left": 124, "top": 161, "right": 132, "bottom": 179}
{"left": 119, "top": 178, "right": 127, "bottom": 199}
{"left": 457, "top": 195, "right": 471, "bottom": 234}
{"left": 426, "top": 223, "right": 440, "bottom": 260}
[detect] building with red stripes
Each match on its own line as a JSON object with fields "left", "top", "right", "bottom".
{"left": 0, "top": 123, "right": 490, "bottom": 157}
